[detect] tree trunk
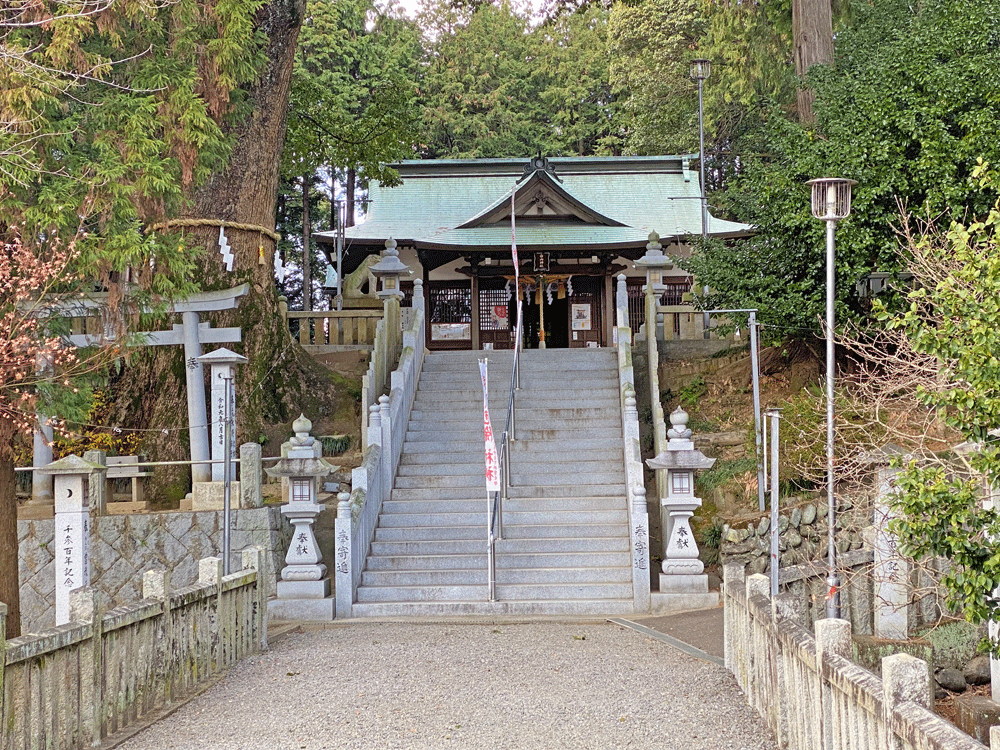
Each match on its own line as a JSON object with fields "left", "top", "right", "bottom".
{"left": 107, "top": 0, "right": 342, "bottom": 499}
{"left": 302, "top": 173, "right": 312, "bottom": 312}
{"left": 346, "top": 167, "right": 357, "bottom": 228}
{"left": 793, "top": 0, "right": 834, "bottom": 124}
{"left": 0, "top": 421, "right": 21, "bottom": 638}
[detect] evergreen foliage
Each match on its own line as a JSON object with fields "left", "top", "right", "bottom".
{"left": 684, "top": 0, "right": 1000, "bottom": 339}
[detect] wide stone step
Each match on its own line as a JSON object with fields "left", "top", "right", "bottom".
{"left": 408, "top": 407, "right": 620, "bottom": 421}
{"left": 494, "top": 566, "right": 631, "bottom": 585}
{"left": 373, "top": 525, "right": 485, "bottom": 542}
{"left": 499, "top": 523, "right": 628, "bottom": 540}
{"left": 406, "top": 417, "right": 622, "bottom": 432}
{"left": 495, "top": 550, "right": 632, "bottom": 568}
{"left": 349, "top": 599, "right": 634, "bottom": 618}
{"left": 397, "top": 453, "right": 620, "bottom": 469}
{"left": 377, "top": 509, "right": 627, "bottom": 527}
{"left": 400, "top": 437, "right": 622, "bottom": 454}
{"left": 404, "top": 427, "right": 622, "bottom": 442}
{"left": 356, "top": 584, "right": 488, "bottom": 603}
{"left": 494, "top": 582, "right": 633, "bottom": 600}
{"left": 417, "top": 371, "right": 617, "bottom": 384}
{"left": 495, "top": 536, "right": 630, "bottom": 553}
{"left": 361, "top": 569, "right": 487, "bottom": 587}
{"left": 365, "top": 553, "right": 487, "bottom": 571}
{"left": 370, "top": 539, "right": 487, "bottom": 556}
{"left": 367, "top": 536, "right": 631, "bottom": 559}
{"left": 393, "top": 469, "right": 624, "bottom": 488}
{"left": 354, "top": 580, "right": 631, "bottom": 603}
{"left": 388, "top": 484, "right": 627, "bottom": 500}
{"left": 384, "top": 496, "right": 625, "bottom": 513}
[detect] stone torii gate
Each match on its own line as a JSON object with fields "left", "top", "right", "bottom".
{"left": 31, "top": 284, "right": 248, "bottom": 503}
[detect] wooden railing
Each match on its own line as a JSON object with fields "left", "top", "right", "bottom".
{"left": 1, "top": 549, "right": 265, "bottom": 748}
{"left": 280, "top": 298, "right": 383, "bottom": 349}
{"left": 724, "top": 562, "right": 992, "bottom": 750}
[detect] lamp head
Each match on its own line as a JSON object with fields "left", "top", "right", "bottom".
{"left": 807, "top": 177, "right": 857, "bottom": 221}
{"left": 690, "top": 59, "right": 711, "bottom": 82}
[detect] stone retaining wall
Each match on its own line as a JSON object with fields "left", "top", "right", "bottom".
{"left": 719, "top": 497, "right": 868, "bottom": 575}
{"left": 18, "top": 507, "right": 290, "bottom": 631}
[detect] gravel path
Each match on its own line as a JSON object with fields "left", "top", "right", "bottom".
{"left": 117, "top": 620, "right": 776, "bottom": 750}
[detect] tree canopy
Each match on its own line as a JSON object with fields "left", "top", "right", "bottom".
{"left": 684, "top": 0, "right": 1000, "bottom": 338}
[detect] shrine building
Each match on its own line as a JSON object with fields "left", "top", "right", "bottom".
{"left": 314, "top": 155, "right": 752, "bottom": 350}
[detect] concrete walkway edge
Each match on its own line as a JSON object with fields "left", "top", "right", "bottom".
{"left": 608, "top": 617, "right": 725, "bottom": 666}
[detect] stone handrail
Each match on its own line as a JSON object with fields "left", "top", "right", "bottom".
{"left": 616, "top": 274, "right": 651, "bottom": 611}
{"left": 644, "top": 288, "right": 669, "bottom": 502}
{"left": 1, "top": 549, "right": 265, "bottom": 748}
{"left": 335, "top": 296, "right": 425, "bottom": 618}
{"left": 359, "top": 289, "right": 411, "bottom": 446}
{"left": 723, "top": 562, "right": 991, "bottom": 750}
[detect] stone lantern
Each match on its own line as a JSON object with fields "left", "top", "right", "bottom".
{"left": 646, "top": 408, "right": 715, "bottom": 597}
{"left": 265, "top": 414, "right": 335, "bottom": 620}
{"left": 370, "top": 238, "right": 411, "bottom": 300}
{"left": 634, "top": 231, "right": 674, "bottom": 294}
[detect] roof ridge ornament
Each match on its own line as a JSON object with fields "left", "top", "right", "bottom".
{"left": 518, "top": 152, "right": 561, "bottom": 183}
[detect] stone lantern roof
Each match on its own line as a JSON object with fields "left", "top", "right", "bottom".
{"left": 645, "top": 408, "right": 716, "bottom": 472}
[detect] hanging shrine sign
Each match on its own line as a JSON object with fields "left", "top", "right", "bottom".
{"left": 479, "top": 359, "right": 501, "bottom": 492}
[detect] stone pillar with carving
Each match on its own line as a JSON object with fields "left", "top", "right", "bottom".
{"left": 39, "top": 455, "right": 106, "bottom": 625}
{"left": 646, "top": 408, "right": 716, "bottom": 599}
{"left": 265, "top": 414, "right": 335, "bottom": 621}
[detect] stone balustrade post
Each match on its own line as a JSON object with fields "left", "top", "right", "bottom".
{"left": 413, "top": 277, "right": 425, "bottom": 313}
{"left": 380, "top": 395, "right": 392, "bottom": 495}
{"left": 241, "top": 546, "right": 267, "bottom": 650}
{"left": 367, "top": 402, "right": 381, "bottom": 449}
{"left": 69, "top": 587, "right": 101, "bottom": 745}
{"left": 882, "top": 653, "right": 931, "bottom": 750}
{"left": 816, "top": 618, "right": 852, "bottom": 750}
{"left": 83, "top": 449, "right": 107, "bottom": 515}
{"left": 199, "top": 556, "right": 225, "bottom": 670}
{"left": 240, "top": 442, "right": 263, "bottom": 509}
{"left": 143, "top": 569, "right": 173, "bottom": 703}
{"left": 335, "top": 491, "right": 353, "bottom": 619}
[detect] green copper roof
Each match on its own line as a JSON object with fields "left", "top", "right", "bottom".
{"left": 315, "top": 156, "right": 752, "bottom": 254}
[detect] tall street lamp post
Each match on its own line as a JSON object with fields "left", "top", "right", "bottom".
{"left": 690, "top": 59, "right": 711, "bottom": 239}
{"left": 807, "top": 176, "right": 857, "bottom": 619}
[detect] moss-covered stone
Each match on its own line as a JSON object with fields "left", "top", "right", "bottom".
{"left": 852, "top": 634, "right": 933, "bottom": 676}
{"left": 916, "top": 619, "right": 986, "bottom": 669}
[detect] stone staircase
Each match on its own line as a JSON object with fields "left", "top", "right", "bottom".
{"left": 352, "top": 347, "right": 634, "bottom": 617}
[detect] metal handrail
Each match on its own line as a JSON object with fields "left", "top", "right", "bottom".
{"left": 488, "top": 302, "right": 522, "bottom": 602}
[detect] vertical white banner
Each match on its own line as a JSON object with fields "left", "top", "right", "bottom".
{"left": 479, "top": 359, "right": 501, "bottom": 492}
{"left": 511, "top": 187, "right": 519, "bottom": 283}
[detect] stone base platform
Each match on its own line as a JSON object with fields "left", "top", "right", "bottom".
{"left": 192, "top": 481, "right": 242, "bottom": 511}
{"left": 268, "top": 597, "right": 335, "bottom": 621}
{"left": 649, "top": 591, "right": 720, "bottom": 615}
{"left": 106, "top": 501, "right": 151, "bottom": 514}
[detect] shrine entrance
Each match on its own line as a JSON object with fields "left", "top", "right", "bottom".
{"left": 476, "top": 274, "right": 604, "bottom": 350}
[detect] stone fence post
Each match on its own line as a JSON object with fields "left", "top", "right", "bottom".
{"left": 199, "top": 557, "right": 224, "bottom": 671}
{"left": 69, "top": 587, "right": 101, "bottom": 746}
{"left": 240, "top": 442, "right": 263, "bottom": 509}
{"left": 83, "top": 449, "right": 107, "bottom": 515}
{"left": 883, "top": 653, "right": 931, "bottom": 750}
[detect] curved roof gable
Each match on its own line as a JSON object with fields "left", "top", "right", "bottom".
{"left": 457, "top": 168, "right": 625, "bottom": 229}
